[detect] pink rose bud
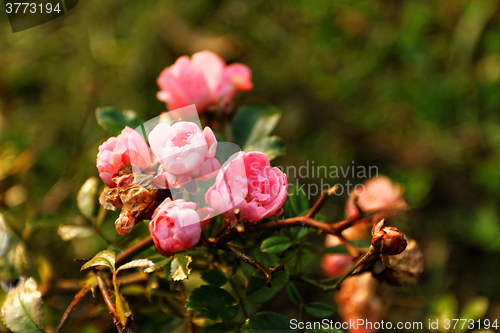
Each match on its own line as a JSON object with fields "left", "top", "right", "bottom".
{"left": 345, "top": 175, "right": 404, "bottom": 219}
{"left": 371, "top": 220, "right": 407, "bottom": 255}
{"left": 156, "top": 50, "right": 253, "bottom": 113}
{"left": 205, "top": 151, "right": 288, "bottom": 223}
{"left": 148, "top": 121, "right": 221, "bottom": 189}
{"left": 149, "top": 198, "right": 213, "bottom": 257}
{"left": 321, "top": 254, "right": 352, "bottom": 278}
{"left": 96, "top": 127, "right": 155, "bottom": 188}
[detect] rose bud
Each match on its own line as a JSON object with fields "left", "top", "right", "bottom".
{"left": 371, "top": 220, "right": 407, "bottom": 255}
{"left": 149, "top": 198, "right": 213, "bottom": 257}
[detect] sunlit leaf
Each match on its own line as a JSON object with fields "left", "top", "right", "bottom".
{"left": 456, "top": 297, "right": 489, "bottom": 333}
{"left": 57, "top": 225, "right": 95, "bottom": 241}
{"left": 143, "top": 256, "right": 173, "bottom": 274}
{"left": 245, "top": 136, "right": 285, "bottom": 160}
{"left": 81, "top": 250, "right": 116, "bottom": 272}
{"left": 77, "top": 176, "right": 99, "bottom": 219}
{"left": 0, "top": 214, "right": 7, "bottom": 257}
{"left": 240, "top": 312, "right": 295, "bottom": 332}
{"left": 232, "top": 104, "right": 281, "bottom": 148}
{"left": 186, "top": 285, "right": 238, "bottom": 322}
{"left": 96, "top": 107, "right": 144, "bottom": 136}
{"left": 170, "top": 255, "right": 192, "bottom": 281}
{"left": 116, "top": 259, "right": 155, "bottom": 273}
{"left": 1, "top": 278, "right": 44, "bottom": 333}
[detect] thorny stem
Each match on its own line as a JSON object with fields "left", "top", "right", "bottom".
{"left": 95, "top": 270, "right": 137, "bottom": 333}
{"left": 54, "top": 283, "right": 92, "bottom": 333}
{"left": 306, "top": 186, "right": 339, "bottom": 218}
{"left": 332, "top": 246, "right": 377, "bottom": 290}
{"left": 221, "top": 243, "right": 284, "bottom": 286}
{"left": 116, "top": 237, "right": 154, "bottom": 265}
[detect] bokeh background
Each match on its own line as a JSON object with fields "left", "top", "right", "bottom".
{"left": 1, "top": 0, "right": 500, "bottom": 331}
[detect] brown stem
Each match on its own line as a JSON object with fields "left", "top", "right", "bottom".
{"left": 116, "top": 236, "right": 153, "bottom": 265}
{"left": 54, "top": 284, "right": 92, "bottom": 333}
{"left": 307, "top": 186, "right": 339, "bottom": 218}
{"left": 95, "top": 270, "right": 117, "bottom": 318}
{"left": 221, "top": 244, "right": 284, "bottom": 286}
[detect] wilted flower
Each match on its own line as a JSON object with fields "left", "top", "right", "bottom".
{"left": 157, "top": 50, "right": 253, "bottom": 112}
{"left": 380, "top": 239, "right": 424, "bottom": 286}
{"left": 96, "top": 127, "right": 154, "bottom": 188}
{"left": 149, "top": 198, "right": 213, "bottom": 257}
{"left": 205, "top": 151, "right": 287, "bottom": 223}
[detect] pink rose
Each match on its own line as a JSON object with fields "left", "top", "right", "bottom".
{"left": 149, "top": 198, "right": 212, "bottom": 257}
{"left": 205, "top": 151, "right": 288, "bottom": 223}
{"left": 156, "top": 50, "right": 253, "bottom": 112}
{"left": 96, "top": 127, "right": 154, "bottom": 188}
{"left": 345, "top": 176, "right": 403, "bottom": 219}
{"left": 148, "top": 121, "right": 221, "bottom": 189}
{"left": 321, "top": 254, "right": 352, "bottom": 278}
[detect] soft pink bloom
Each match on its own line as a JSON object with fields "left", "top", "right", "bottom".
{"left": 156, "top": 50, "right": 253, "bottom": 112}
{"left": 345, "top": 176, "right": 403, "bottom": 219}
{"left": 321, "top": 254, "right": 352, "bottom": 278}
{"left": 149, "top": 121, "right": 221, "bottom": 189}
{"left": 96, "top": 127, "right": 154, "bottom": 188}
{"left": 149, "top": 198, "right": 212, "bottom": 257}
{"left": 205, "top": 151, "right": 288, "bottom": 223}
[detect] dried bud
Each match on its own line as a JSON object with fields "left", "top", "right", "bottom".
{"left": 381, "top": 239, "right": 424, "bottom": 286}
{"left": 371, "top": 220, "right": 407, "bottom": 255}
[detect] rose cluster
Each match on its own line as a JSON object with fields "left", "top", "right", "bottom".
{"left": 96, "top": 49, "right": 287, "bottom": 257}
{"left": 97, "top": 121, "right": 288, "bottom": 256}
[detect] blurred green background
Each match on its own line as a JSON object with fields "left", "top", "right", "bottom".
{"left": 1, "top": 0, "right": 500, "bottom": 331}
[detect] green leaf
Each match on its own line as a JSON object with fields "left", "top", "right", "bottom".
{"left": 96, "top": 107, "right": 144, "bottom": 136}
{"left": 246, "top": 269, "right": 289, "bottom": 304}
{"left": 261, "top": 236, "right": 293, "bottom": 254}
{"left": 116, "top": 259, "right": 155, "bottom": 273}
{"left": 286, "top": 283, "right": 302, "bottom": 306}
{"left": 143, "top": 256, "right": 173, "bottom": 274}
{"left": 201, "top": 270, "right": 228, "bottom": 288}
{"left": 232, "top": 104, "right": 281, "bottom": 148}
{"left": 1, "top": 278, "right": 44, "bottom": 333}
{"left": 170, "top": 255, "right": 192, "bottom": 281}
{"left": 186, "top": 285, "right": 238, "bottom": 322}
{"left": 304, "top": 302, "right": 335, "bottom": 318}
{"left": 57, "top": 225, "right": 95, "bottom": 241}
{"left": 456, "top": 297, "right": 489, "bottom": 333}
{"left": 81, "top": 250, "right": 116, "bottom": 272}
{"left": 77, "top": 176, "right": 99, "bottom": 219}
{"left": 240, "top": 312, "right": 296, "bottom": 333}
{"left": 289, "top": 187, "right": 310, "bottom": 216}
{"left": 245, "top": 136, "right": 285, "bottom": 160}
